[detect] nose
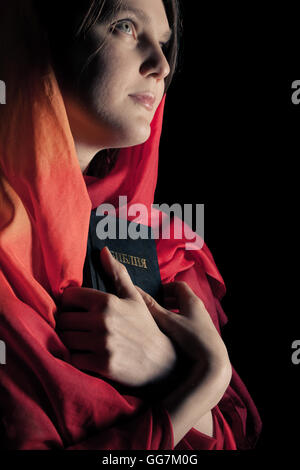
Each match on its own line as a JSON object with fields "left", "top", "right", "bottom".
{"left": 140, "top": 43, "right": 171, "bottom": 82}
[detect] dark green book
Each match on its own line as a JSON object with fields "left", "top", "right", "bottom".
{"left": 83, "top": 210, "right": 163, "bottom": 304}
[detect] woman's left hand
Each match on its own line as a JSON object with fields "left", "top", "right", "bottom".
{"left": 56, "top": 247, "right": 177, "bottom": 388}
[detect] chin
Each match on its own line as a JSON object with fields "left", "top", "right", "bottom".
{"left": 116, "top": 121, "right": 151, "bottom": 148}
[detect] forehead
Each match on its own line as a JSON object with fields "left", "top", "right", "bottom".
{"left": 118, "top": 0, "right": 170, "bottom": 31}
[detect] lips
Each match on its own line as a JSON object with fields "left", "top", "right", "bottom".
{"left": 129, "top": 92, "right": 156, "bottom": 111}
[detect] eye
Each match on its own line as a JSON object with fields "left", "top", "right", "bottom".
{"left": 113, "top": 19, "right": 136, "bottom": 37}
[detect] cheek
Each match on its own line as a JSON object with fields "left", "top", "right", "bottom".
{"left": 66, "top": 39, "right": 156, "bottom": 145}
{"left": 87, "top": 51, "right": 137, "bottom": 111}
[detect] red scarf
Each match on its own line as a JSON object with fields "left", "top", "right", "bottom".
{"left": 0, "top": 65, "right": 261, "bottom": 450}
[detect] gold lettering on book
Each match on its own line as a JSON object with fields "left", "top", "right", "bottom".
{"left": 110, "top": 251, "right": 148, "bottom": 269}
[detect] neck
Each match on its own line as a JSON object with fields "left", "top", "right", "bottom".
{"left": 75, "top": 141, "right": 103, "bottom": 173}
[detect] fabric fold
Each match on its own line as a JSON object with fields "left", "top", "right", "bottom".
{"left": 0, "top": 51, "right": 261, "bottom": 448}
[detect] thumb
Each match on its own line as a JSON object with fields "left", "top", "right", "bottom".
{"left": 100, "top": 246, "right": 141, "bottom": 300}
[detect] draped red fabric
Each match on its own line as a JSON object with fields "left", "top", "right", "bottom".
{"left": 0, "top": 61, "right": 261, "bottom": 449}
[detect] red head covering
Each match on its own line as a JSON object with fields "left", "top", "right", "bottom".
{"left": 0, "top": 32, "right": 261, "bottom": 451}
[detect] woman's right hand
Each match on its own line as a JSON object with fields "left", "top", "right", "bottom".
{"left": 136, "top": 281, "right": 232, "bottom": 446}
{"left": 136, "top": 281, "right": 231, "bottom": 378}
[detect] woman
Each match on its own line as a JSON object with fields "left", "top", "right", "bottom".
{"left": 0, "top": 0, "right": 262, "bottom": 450}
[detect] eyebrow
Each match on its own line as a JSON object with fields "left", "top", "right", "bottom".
{"left": 116, "top": 5, "right": 173, "bottom": 42}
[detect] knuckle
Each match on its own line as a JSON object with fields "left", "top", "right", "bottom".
{"left": 102, "top": 310, "right": 115, "bottom": 331}
{"left": 146, "top": 294, "right": 157, "bottom": 310}
{"left": 176, "top": 281, "right": 190, "bottom": 293}
{"left": 120, "top": 262, "right": 128, "bottom": 272}
{"left": 117, "top": 262, "right": 128, "bottom": 274}
{"left": 103, "top": 294, "right": 118, "bottom": 310}
{"left": 191, "top": 294, "right": 203, "bottom": 306}
{"left": 175, "top": 280, "right": 191, "bottom": 294}
{"left": 187, "top": 294, "right": 200, "bottom": 306}
{"left": 174, "top": 281, "right": 187, "bottom": 287}
{"left": 104, "top": 331, "right": 114, "bottom": 351}
{"left": 141, "top": 290, "right": 156, "bottom": 309}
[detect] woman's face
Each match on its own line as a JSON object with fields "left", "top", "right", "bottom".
{"left": 59, "top": 0, "right": 171, "bottom": 152}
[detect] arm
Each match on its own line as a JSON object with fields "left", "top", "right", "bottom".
{"left": 193, "top": 412, "right": 214, "bottom": 437}
{"left": 136, "top": 282, "right": 232, "bottom": 447}
{"left": 164, "top": 365, "right": 231, "bottom": 445}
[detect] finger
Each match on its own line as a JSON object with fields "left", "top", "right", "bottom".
{"left": 135, "top": 286, "right": 190, "bottom": 343}
{"left": 100, "top": 246, "right": 141, "bottom": 301}
{"left": 135, "top": 285, "right": 166, "bottom": 309}
{"left": 56, "top": 311, "right": 105, "bottom": 332}
{"left": 163, "top": 281, "right": 196, "bottom": 296}
{"left": 59, "top": 287, "right": 110, "bottom": 312}
{"left": 135, "top": 286, "right": 175, "bottom": 325}
{"left": 162, "top": 281, "right": 202, "bottom": 318}
{"left": 58, "top": 331, "right": 95, "bottom": 352}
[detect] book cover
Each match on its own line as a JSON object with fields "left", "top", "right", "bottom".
{"left": 83, "top": 210, "right": 163, "bottom": 305}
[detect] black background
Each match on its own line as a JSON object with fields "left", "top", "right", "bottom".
{"left": 3, "top": 2, "right": 298, "bottom": 461}
{"left": 154, "top": 2, "right": 298, "bottom": 452}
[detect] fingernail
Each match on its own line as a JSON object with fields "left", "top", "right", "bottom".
{"left": 101, "top": 246, "right": 112, "bottom": 262}
{"left": 103, "top": 246, "right": 112, "bottom": 257}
